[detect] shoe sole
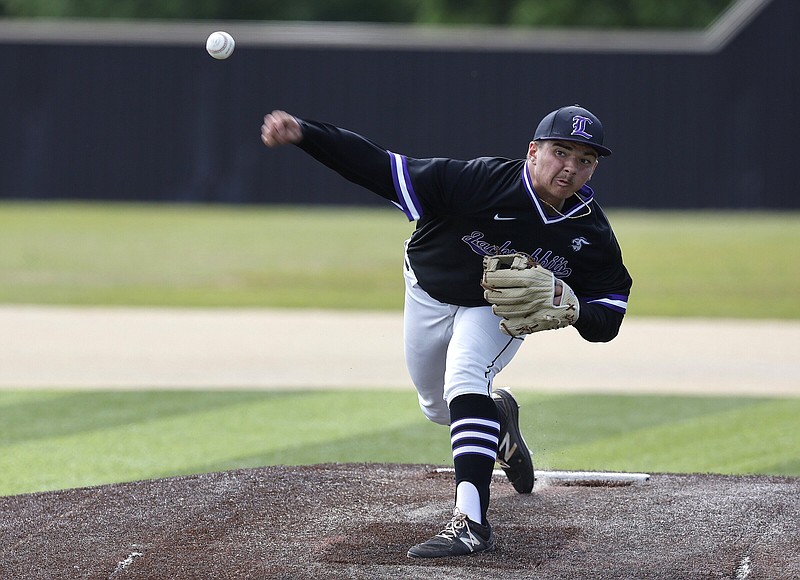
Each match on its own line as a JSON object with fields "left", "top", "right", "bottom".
{"left": 407, "top": 512, "right": 496, "bottom": 558}
{"left": 493, "top": 389, "right": 534, "bottom": 494}
{"left": 406, "top": 543, "right": 495, "bottom": 559}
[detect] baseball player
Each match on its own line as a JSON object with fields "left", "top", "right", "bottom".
{"left": 260, "top": 104, "right": 632, "bottom": 558}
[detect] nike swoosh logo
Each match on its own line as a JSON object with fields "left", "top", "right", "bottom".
{"left": 493, "top": 214, "right": 517, "bottom": 221}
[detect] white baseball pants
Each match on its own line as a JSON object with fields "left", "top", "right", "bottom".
{"left": 402, "top": 253, "right": 525, "bottom": 425}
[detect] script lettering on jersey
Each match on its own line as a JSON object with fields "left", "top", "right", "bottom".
{"left": 461, "top": 231, "right": 572, "bottom": 277}
{"left": 461, "top": 231, "right": 516, "bottom": 256}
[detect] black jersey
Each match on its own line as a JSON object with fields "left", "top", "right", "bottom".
{"left": 296, "top": 119, "right": 632, "bottom": 342}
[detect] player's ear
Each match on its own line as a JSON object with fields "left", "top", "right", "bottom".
{"left": 527, "top": 141, "right": 538, "bottom": 160}
{"left": 585, "top": 160, "right": 599, "bottom": 182}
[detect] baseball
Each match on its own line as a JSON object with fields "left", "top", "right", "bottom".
{"left": 206, "top": 31, "right": 235, "bottom": 60}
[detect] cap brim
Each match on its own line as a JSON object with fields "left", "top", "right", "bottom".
{"left": 590, "top": 144, "right": 612, "bottom": 157}
{"left": 539, "top": 137, "right": 612, "bottom": 157}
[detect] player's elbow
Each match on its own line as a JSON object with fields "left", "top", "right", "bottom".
{"left": 576, "top": 324, "right": 620, "bottom": 343}
{"left": 573, "top": 304, "right": 624, "bottom": 342}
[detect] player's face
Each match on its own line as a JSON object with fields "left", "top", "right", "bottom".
{"left": 526, "top": 140, "right": 598, "bottom": 209}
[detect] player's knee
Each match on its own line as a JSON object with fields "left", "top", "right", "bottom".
{"left": 418, "top": 401, "right": 450, "bottom": 425}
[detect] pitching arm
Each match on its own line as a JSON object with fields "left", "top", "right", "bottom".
{"left": 264, "top": 113, "right": 400, "bottom": 204}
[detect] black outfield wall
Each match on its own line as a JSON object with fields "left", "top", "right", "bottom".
{"left": 0, "top": 0, "right": 796, "bottom": 209}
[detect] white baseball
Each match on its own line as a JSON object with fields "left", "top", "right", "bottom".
{"left": 206, "top": 31, "right": 235, "bottom": 60}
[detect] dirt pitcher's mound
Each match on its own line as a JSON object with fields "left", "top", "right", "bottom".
{"left": 1, "top": 464, "right": 797, "bottom": 579}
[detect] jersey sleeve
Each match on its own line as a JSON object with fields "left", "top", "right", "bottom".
{"left": 573, "top": 302, "right": 625, "bottom": 342}
{"left": 295, "top": 119, "right": 402, "bottom": 207}
{"left": 398, "top": 155, "right": 499, "bottom": 218}
{"left": 296, "top": 119, "right": 489, "bottom": 222}
{"left": 572, "top": 230, "right": 632, "bottom": 342}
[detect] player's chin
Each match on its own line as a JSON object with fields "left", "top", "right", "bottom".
{"left": 546, "top": 185, "right": 574, "bottom": 202}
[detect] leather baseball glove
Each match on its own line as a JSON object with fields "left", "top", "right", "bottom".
{"left": 481, "top": 253, "right": 580, "bottom": 337}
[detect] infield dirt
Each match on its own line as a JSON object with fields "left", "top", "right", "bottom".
{"left": 1, "top": 464, "right": 798, "bottom": 579}
{"left": 2, "top": 306, "right": 799, "bottom": 396}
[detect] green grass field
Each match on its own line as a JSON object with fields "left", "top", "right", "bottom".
{"left": 1, "top": 202, "right": 799, "bottom": 317}
{"left": 1, "top": 390, "right": 798, "bottom": 497}
{"left": 1, "top": 202, "right": 798, "bottom": 496}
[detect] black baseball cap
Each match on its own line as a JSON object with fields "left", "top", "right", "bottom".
{"left": 533, "top": 104, "right": 612, "bottom": 157}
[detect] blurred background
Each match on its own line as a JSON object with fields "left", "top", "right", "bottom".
{"left": 0, "top": 0, "right": 735, "bottom": 27}
{"left": 2, "top": 0, "right": 796, "bottom": 209}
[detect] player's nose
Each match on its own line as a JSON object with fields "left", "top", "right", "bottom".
{"left": 562, "top": 157, "right": 579, "bottom": 173}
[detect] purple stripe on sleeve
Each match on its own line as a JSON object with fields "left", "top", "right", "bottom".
{"left": 388, "top": 151, "right": 422, "bottom": 221}
{"left": 586, "top": 293, "right": 628, "bottom": 314}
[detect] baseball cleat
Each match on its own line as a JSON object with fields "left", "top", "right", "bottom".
{"left": 493, "top": 388, "right": 535, "bottom": 494}
{"left": 407, "top": 508, "right": 495, "bottom": 559}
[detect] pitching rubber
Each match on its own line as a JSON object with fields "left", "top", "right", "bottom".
{"left": 434, "top": 467, "right": 651, "bottom": 486}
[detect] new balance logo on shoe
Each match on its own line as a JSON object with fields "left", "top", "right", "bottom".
{"left": 407, "top": 509, "right": 495, "bottom": 558}
{"left": 492, "top": 388, "right": 535, "bottom": 494}
{"left": 497, "top": 431, "right": 518, "bottom": 467}
{"left": 459, "top": 530, "right": 483, "bottom": 552}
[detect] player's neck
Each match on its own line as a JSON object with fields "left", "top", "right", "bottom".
{"left": 538, "top": 196, "right": 566, "bottom": 215}
{"left": 538, "top": 192, "right": 592, "bottom": 219}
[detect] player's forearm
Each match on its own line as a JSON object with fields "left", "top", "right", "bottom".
{"left": 573, "top": 301, "right": 624, "bottom": 342}
{"left": 295, "top": 119, "right": 397, "bottom": 200}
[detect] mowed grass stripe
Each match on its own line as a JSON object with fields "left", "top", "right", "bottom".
{"left": 2, "top": 390, "right": 798, "bottom": 496}
{"left": 544, "top": 399, "right": 800, "bottom": 475}
{"left": 0, "top": 390, "right": 281, "bottom": 445}
{"left": 159, "top": 422, "right": 452, "bottom": 483}
{"left": 0, "top": 390, "right": 432, "bottom": 496}
{"left": 520, "top": 393, "right": 769, "bottom": 449}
